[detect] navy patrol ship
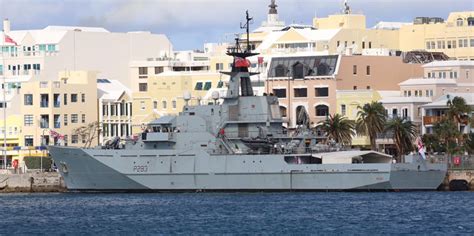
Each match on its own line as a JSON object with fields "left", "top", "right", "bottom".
{"left": 49, "top": 12, "right": 446, "bottom": 192}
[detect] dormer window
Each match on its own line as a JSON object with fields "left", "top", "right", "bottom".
{"left": 292, "top": 62, "right": 304, "bottom": 79}
{"left": 456, "top": 18, "right": 463, "bottom": 27}
{"left": 468, "top": 17, "right": 474, "bottom": 26}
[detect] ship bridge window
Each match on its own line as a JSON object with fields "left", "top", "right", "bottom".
{"left": 195, "top": 82, "right": 203, "bottom": 90}
{"left": 203, "top": 81, "right": 212, "bottom": 90}
{"left": 284, "top": 155, "right": 322, "bottom": 164}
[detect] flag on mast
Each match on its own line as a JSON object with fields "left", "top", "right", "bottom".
{"left": 416, "top": 137, "right": 426, "bottom": 160}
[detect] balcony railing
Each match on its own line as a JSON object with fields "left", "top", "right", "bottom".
{"left": 423, "top": 116, "right": 444, "bottom": 125}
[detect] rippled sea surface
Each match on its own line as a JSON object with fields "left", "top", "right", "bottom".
{"left": 1, "top": 192, "right": 473, "bottom": 234}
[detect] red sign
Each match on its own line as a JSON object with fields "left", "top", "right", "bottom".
{"left": 453, "top": 156, "right": 461, "bottom": 165}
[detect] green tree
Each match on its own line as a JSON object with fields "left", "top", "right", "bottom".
{"left": 356, "top": 101, "right": 387, "bottom": 150}
{"left": 433, "top": 118, "right": 461, "bottom": 157}
{"left": 73, "top": 121, "right": 101, "bottom": 148}
{"left": 465, "top": 133, "right": 474, "bottom": 155}
{"left": 317, "top": 114, "right": 355, "bottom": 146}
{"left": 447, "top": 96, "right": 471, "bottom": 124}
{"left": 384, "top": 117, "right": 417, "bottom": 161}
{"left": 422, "top": 133, "right": 443, "bottom": 154}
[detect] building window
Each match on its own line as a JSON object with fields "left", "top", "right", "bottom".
{"left": 82, "top": 114, "right": 86, "bottom": 123}
{"left": 274, "top": 65, "right": 287, "bottom": 77}
{"left": 138, "top": 67, "right": 148, "bottom": 75}
{"left": 315, "top": 105, "right": 329, "bottom": 117}
{"left": 366, "top": 65, "right": 370, "bottom": 75}
{"left": 194, "top": 82, "right": 203, "bottom": 90}
{"left": 341, "top": 104, "right": 346, "bottom": 116}
{"left": 40, "top": 94, "right": 49, "bottom": 108}
{"left": 64, "top": 114, "right": 68, "bottom": 126}
{"left": 293, "top": 88, "right": 307, "bottom": 97}
{"left": 162, "top": 100, "right": 167, "bottom": 109}
{"left": 315, "top": 87, "right": 329, "bottom": 97}
{"left": 40, "top": 114, "right": 49, "bottom": 128}
{"left": 362, "top": 41, "right": 365, "bottom": 49}
{"left": 71, "top": 135, "right": 78, "bottom": 144}
{"left": 71, "top": 94, "right": 78, "bottom": 103}
{"left": 53, "top": 94, "right": 60, "bottom": 107}
{"left": 392, "top": 108, "right": 398, "bottom": 117}
{"left": 64, "top": 93, "right": 68, "bottom": 105}
{"left": 24, "top": 135, "right": 34, "bottom": 146}
{"left": 457, "top": 18, "right": 464, "bottom": 27}
{"left": 292, "top": 62, "right": 304, "bottom": 79}
{"left": 24, "top": 94, "right": 33, "bottom": 106}
{"left": 368, "top": 42, "right": 372, "bottom": 48}
{"left": 154, "top": 67, "right": 164, "bottom": 74}
{"left": 81, "top": 134, "right": 87, "bottom": 144}
{"left": 366, "top": 86, "right": 371, "bottom": 90}
{"left": 139, "top": 83, "right": 148, "bottom": 92}
{"left": 172, "top": 100, "right": 177, "bottom": 109}
{"left": 71, "top": 114, "right": 78, "bottom": 123}
{"left": 81, "top": 94, "right": 85, "bottom": 103}
{"left": 153, "top": 101, "right": 158, "bottom": 109}
{"left": 216, "top": 63, "right": 224, "bottom": 71}
{"left": 203, "top": 82, "right": 212, "bottom": 90}
{"left": 279, "top": 106, "right": 287, "bottom": 117}
{"left": 353, "top": 86, "right": 357, "bottom": 90}
{"left": 54, "top": 114, "right": 60, "bottom": 128}
{"left": 273, "top": 89, "right": 286, "bottom": 98}
{"left": 24, "top": 115, "right": 33, "bottom": 126}
{"left": 353, "top": 65, "right": 357, "bottom": 75}
{"left": 402, "top": 108, "right": 408, "bottom": 118}
{"left": 337, "top": 41, "right": 340, "bottom": 47}
{"left": 470, "top": 39, "right": 474, "bottom": 47}
{"left": 40, "top": 81, "right": 48, "bottom": 88}
{"left": 140, "top": 101, "right": 145, "bottom": 110}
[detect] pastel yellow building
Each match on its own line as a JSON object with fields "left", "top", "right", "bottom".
{"left": 131, "top": 71, "right": 223, "bottom": 134}
{"left": 0, "top": 115, "right": 22, "bottom": 167}
{"left": 399, "top": 12, "right": 474, "bottom": 60}
{"left": 336, "top": 90, "right": 381, "bottom": 147}
{"left": 20, "top": 71, "right": 99, "bottom": 149}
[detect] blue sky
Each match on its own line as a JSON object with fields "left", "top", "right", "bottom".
{"left": 0, "top": 0, "right": 472, "bottom": 50}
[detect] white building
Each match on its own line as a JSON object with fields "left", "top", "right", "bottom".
{"left": 0, "top": 19, "right": 172, "bottom": 91}
{"left": 97, "top": 79, "right": 133, "bottom": 144}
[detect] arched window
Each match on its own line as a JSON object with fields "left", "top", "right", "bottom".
{"left": 279, "top": 106, "right": 287, "bottom": 117}
{"left": 296, "top": 106, "right": 308, "bottom": 125}
{"left": 468, "top": 17, "right": 474, "bottom": 26}
{"left": 315, "top": 105, "right": 329, "bottom": 117}
{"left": 292, "top": 62, "right": 304, "bottom": 79}
{"left": 275, "top": 64, "right": 287, "bottom": 77}
{"left": 456, "top": 18, "right": 464, "bottom": 27}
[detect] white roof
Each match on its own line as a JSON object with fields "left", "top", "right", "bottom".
{"left": 97, "top": 79, "right": 131, "bottom": 102}
{"left": 372, "top": 21, "right": 412, "bottom": 30}
{"left": 43, "top": 26, "right": 109, "bottom": 33}
{"left": 256, "top": 28, "right": 341, "bottom": 51}
{"left": 422, "top": 93, "right": 474, "bottom": 108}
{"left": 423, "top": 60, "right": 474, "bottom": 68}
{"left": 399, "top": 78, "right": 457, "bottom": 86}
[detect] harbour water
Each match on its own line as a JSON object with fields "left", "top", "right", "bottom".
{"left": 1, "top": 192, "right": 473, "bottom": 234}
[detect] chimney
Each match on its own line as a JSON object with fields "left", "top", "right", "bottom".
{"left": 3, "top": 19, "right": 10, "bottom": 34}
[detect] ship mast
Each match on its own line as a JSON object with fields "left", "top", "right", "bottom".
{"left": 223, "top": 10, "right": 259, "bottom": 98}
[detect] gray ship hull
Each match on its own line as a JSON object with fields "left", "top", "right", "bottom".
{"left": 49, "top": 146, "right": 447, "bottom": 192}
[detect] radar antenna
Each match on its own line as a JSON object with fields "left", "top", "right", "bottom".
{"left": 240, "top": 10, "right": 253, "bottom": 52}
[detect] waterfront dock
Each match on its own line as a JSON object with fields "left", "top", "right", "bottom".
{"left": 0, "top": 171, "right": 65, "bottom": 193}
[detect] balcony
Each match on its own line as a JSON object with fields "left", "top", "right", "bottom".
{"left": 423, "top": 116, "right": 444, "bottom": 126}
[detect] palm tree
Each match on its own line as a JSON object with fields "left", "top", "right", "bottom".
{"left": 356, "top": 101, "right": 387, "bottom": 150}
{"left": 317, "top": 114, "right": 355, "bottom": 146}
{"left": 384, "top": 117, "right": 417, "bottom": 161}
{"left": 447, "top": 96, "right": 471, "bottom": 124}
{"left": 433, "top": 118, "right": 460, "bottom": 158}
